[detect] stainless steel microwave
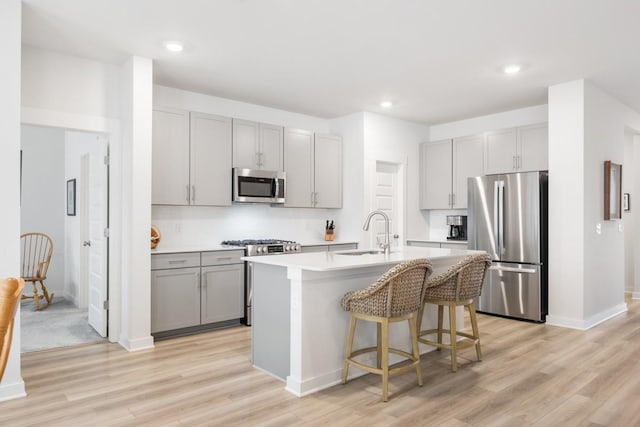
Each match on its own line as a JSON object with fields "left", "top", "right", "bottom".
{"left": 232, "top": 168, "right": 285, "bottom": 204}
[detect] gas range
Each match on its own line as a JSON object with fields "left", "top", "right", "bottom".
{"left": 221, "top": 239, "right": 301, "bottom": 256}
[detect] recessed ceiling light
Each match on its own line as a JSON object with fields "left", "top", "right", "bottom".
{"left": 164, "top": 41, "right": 184, "bottom": 52}
{"left": 503, "top": 64, "right": 521, "bottom": 74}
{"left": 380, "top": 101, "right": 393, "bottom": 108}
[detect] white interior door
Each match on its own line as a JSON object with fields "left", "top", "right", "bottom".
{"left": 373, "top": 162, "right": 402, "bottom": 248}
{"left": 84, "top": 137, "right": 109, "bottom": 337}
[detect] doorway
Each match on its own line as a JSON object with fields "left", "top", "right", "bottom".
{"left": 20, "top": 125, "right": 109, "bottom": 352}
{"left": 371, "top": 161, "right": 405, "bottom": 248}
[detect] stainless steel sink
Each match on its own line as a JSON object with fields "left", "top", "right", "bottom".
{"left": 335, "top": 249, "right": 386, "bottom": 256}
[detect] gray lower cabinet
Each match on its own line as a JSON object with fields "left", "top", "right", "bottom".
{"left": 201, "top": 264, "right": 244, "bottom": 324}
{"left": 151, "top": 267, "right": 201, "bottom": 333}
{"left": 151, "top": 250, "right": 244, "bottom": 334}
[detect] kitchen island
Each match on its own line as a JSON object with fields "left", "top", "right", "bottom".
{"left": 245, "top": 245, "right": 484, "bottom": 397}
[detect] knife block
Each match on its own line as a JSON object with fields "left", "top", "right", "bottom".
{"left": 324, "top": 229, "right": 335, "bottom": 241}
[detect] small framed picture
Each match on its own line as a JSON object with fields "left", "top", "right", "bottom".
{"left": 624, "top": 193, "right": 630, "bottom": 211}
{"left": 67, "top": 179, "right": 76, "bottom": 216}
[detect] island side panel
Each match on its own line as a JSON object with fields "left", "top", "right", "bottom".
{"left": 251, "top": 263, "right": 290, "bottom": 381}
{"left": 285, "top": 258, "right": 466, "bottom": 397}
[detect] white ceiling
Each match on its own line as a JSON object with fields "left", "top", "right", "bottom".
{"left": 21, "top": 0, "right": 640, "bottom": 124}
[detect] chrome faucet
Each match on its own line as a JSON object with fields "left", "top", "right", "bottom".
{"left": 362, "top": 210, "right": 391, "bottom": 256}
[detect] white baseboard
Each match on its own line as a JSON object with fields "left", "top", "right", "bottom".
{"left": 547, "top": 303, "right": 628, "bottom": 330}
{"left": 119, "top": 335, "right": 154, "bottom": 352}
{"left": 632, "top": 292, "right": 640, "bottom": 300}
{"left": 0, "top": 380, "right": 26, "bottom": 402}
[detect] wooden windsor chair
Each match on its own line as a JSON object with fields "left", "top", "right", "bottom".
{"left": 20, "top": 232, "right": 54, "bottom": 310}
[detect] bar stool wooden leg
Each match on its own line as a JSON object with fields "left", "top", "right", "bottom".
{"left": 468, "top": 301, "right": 482, "bottom": 361}
{"left": 449, "top": 302, "right": 457, "bottom": 372}
{"left": 436, "top": 304, "right": 444, "bottom": 350}
{"left": 381, "top": 318, "right": 390, "bottom": 402}
{"left": 409, "top": 316, "right": 423, "bottom": 386}
{"left": 342, "top": 315, "right": 357, "bottom": 384}
{"left": 376, "top": 323, "right": 382, "bottom": 369}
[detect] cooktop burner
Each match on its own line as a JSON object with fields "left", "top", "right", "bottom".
{"left": 221, "top": 239, "right": 297, "bottom": 246}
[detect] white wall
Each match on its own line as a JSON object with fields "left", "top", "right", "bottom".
{"left": 362, "top": 113, "right": 430, "bottom": 248}
{"left": 547, "top": 79, "right": 640, "bottom": 329}
{"left": 623, "top": 130, "right": 635, "bottom": 293}
{"left": 21, "top": 46, "right": 120, "bottom": 122}
{"left": 151, "top": 86, "right": 361, "bottom": 247}
{"left": 429, "top": 104, "right": 548, "bottom": 141}
{"left": 634, "top": 135, "right": 640, "bottom": 299}
{"left": 20, "top": 125, "right": 66, "bottom": 297}
{"left": 119, "top": 57, "right": 154, "bottom": 351}
{"left": 0, "top": 0, "right": 25, "bottom": 401}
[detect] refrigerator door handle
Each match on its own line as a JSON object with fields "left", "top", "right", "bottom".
{"left": 493, "top": 181, "right": 500, "bottom": 254}
{"left": 488, "top": 266, "right": 537, "bottom": 274}
{"left": 498, "top": 180, "right": 505, "bottom": 256}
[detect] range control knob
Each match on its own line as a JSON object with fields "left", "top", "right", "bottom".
{"left": 257, "top": 247, "right": 263, "bottom": 254}
{"left": 286, "top": 245, "right": 291, "bottom": 251}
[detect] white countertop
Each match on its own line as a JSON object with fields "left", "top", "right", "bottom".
{"left": 151, "top": 245, "right": 243, "bottom": 254}
{"left": 406, "top": 238, "right": 468, "bottom": 244}
{"left": 243, "top": 245, "right": 483, "bottom": 272}
{"left": 151, "top": 240, "right": 358, "bottom": 254}
{"left": 298, "top": 240, "right": 359, "bottom": 246}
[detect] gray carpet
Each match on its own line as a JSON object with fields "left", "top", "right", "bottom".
{"left": 20, "top": 297, "right": 104, "bottom": 353}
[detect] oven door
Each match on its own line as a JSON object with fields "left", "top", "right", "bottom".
{"left": 233, "top": 168, "right": 285, "bottom": 204}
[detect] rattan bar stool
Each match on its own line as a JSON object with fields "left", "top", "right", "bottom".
{"left": 341, "top": 259, "right": 432, "bottom": 402}
{"left": 417, "top": 253, "right": 491, "bottom": 372}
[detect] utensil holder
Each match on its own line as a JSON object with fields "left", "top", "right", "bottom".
{"left": 324, "top": 229, "right": 335, "bottom": 241}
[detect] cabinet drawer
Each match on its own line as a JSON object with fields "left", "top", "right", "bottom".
{"left": 328, "top": 243, "right": 358, "bottom": 252}
{"left": 151, "top": 252, "right": 200, "bottom": 270}
{"left": 201, "top": 250, "right": 244, "bottom": 266}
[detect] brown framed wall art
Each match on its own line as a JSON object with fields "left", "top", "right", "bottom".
{"left": 604, "top": 160, "right": 622, "bottom": 220}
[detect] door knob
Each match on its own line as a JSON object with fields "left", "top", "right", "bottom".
{"left": 83, "top": 241, "right": 91, "bottom": 247}
{"left": 393, "top": 234, "right": 399, "bottom": 239}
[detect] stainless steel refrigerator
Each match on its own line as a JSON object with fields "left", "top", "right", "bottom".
{"left": 467, "top": 171, "right": 548, "bottom": 322}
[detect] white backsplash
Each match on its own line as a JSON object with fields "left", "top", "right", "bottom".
{"left": 152, "top": 205, "right": 360, "bottom": 247}
{"left": 428, "top": 209, "right": 468, "bottom": 240}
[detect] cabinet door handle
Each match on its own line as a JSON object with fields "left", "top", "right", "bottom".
{"left": 200, "top": 272, "right": 205, "bottom": 289}
{"left": 314, "top": 192, "right": 318, "bottom": 206}
{"left": 518, "top": 155, "right": 521, "bottom": 169}
{"left": 216, "top": 257, "right": 232, "bottom": 262}
{"left": 168, "top": 259, "right": 187, "bottom": 264}
{"left": 192, "top": 185, "right": 196, "bottom": 203}
{"left": 452, "top": 193, "right": 456, "bottom": 207}
{"left": 186, "top": 185, "right": 190, "bottom": 203}
{"left": 512, "top": 156, "right": 516, "bottom": 170}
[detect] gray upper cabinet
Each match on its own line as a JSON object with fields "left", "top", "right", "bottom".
{"left": 314, "top": 133, "right": 343, "bottom": 208}
{"left": 232, "top": 119, "right": 283, "bottom": 171}
{"left": 284, "top": 128, "right": 342, "bottom": 208}
{"left": 420, "top": 135, "right": 483, "bottom": 209}
{"left": 152, "top": 107, "right": 232, "bottom": 206}
{"left": 152, "top": 107, "right": 190, "bottom": 205}
{"left": 484, "top": 123, "right": 548, "bottom": 175}
{"left": 190, "top": 112, "right": 232, "bottom": 206}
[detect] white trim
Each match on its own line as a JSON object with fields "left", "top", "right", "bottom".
{"left": 546, "top": 303, "right": 628, "bottom": 330}
{"left": 0, "top": 380, "right": 26, "bottom": 402}
{"left": 119, "top": 336, "right": 155, "bottom": 352}
{"left": 632, "top": 291, "right": 640, "bottom": 300}
{"left": 21, "top": 107, "right": 119, "bottom": 134}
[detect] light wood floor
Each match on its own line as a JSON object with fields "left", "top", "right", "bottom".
{"left": 2, "top": 297, "right": 640, "bottom": 426}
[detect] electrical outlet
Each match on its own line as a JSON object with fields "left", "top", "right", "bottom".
{"left": 596, "top": 223, "right": 602, "bottom": 235}
{"left": 618, "top": 222, "right": 623, "bottom": 232}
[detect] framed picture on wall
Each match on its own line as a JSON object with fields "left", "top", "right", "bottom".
{"left": 604, "top": 161, "right": 622, "bottom": 220}
{"left": 66, "top": 179, "right": 76, "bottom": 216}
